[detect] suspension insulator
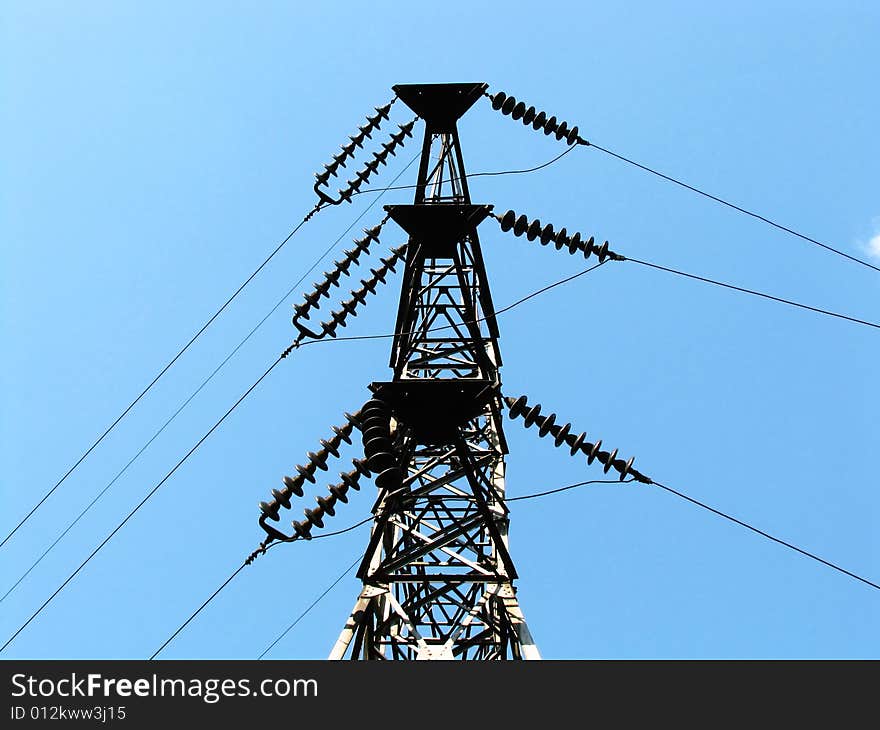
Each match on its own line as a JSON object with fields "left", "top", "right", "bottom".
{"left": 259, "top": 501, "right": 280, "bottom": 521}
{"left": 316, "top": 494, "right": 337, "bottom": 517}
{"left": 304, "top": 507, "right": 325, "bottom": 529}
{"left": 362, "top": 430, "right": 389, "bottom": 453}
{"left": 329, "top": 482, "right": 350, "bottom": 503}
{"left": 375, "top": 467, "right": 402, "bottom": 491}
{"left": 300, "top": 245, "right": 406, "bottom": 342}
{"left": 307, "top": 450, "right": 329, "bottom": 471}
{"left": 553, "top": 421, "right": 571, "bottom": 447}
{"left": 361, "top": 412, "right": 387, "bottom": 428}
{"left": 341, "top": 467, "right": 364, "bottom": 490}
{"left": 508, "top": 395, "right": 529, "bottom": 419}
{"left": 587, "top": 439, "right": 602, "bottom": 465}
{"left": 291, "top": 219, "right": 390, "bottom": 331}
{"left": 361, "top": 409, "right": 389, "bottom": 425}
{"left": 555, "top": 228, "right": 569, "bottom": 250}
{"left": 332, "top": 425, "right": 353, "bottom": 445}
{"left": 368, "top": 451, "right": 396, "bottom": 473}
{"left": 503, "top": 394, "right": 650, "bottom": 483}
{"left": 303, "top": 290, "right": 322, "bottom": 308}
{"left": 568, "top": 432, "right": 586, "bottom": 456}
{"left": 257, "top": 414, "right": 363, "bottom": 537}
{"left": 363, "top": 424, "right": 389, "bottom": 445}
{"left": 499, "top": 209, "right": 517, "bottom": 232}
{"left": 292, "top": 520, "right": 313, "bottom": 540}
{"left": 363, "top": 398, "right": 390, "bottom": 414}
{"left": 296, "top": 463, "right": 317, "bottom": 484}
{"left": 358, "top": 395, "right": 403, "bottom": 493}
{"left": 487, "top": 90, "right": 584, "bottom": 146}
{"left": 526, "top": 219, "right": 542, "bottom": 241}
{"left": 494, "top": 209, "right": 624, "bottom": 262}
{"left": 320, "top": 438, "right": 340, "bottom": 459}
{"left": 332, "top": 117, "right": 417, "bottom": 206}
{"left": 271, "top": 488, "right": 291, "bottom": 510}
{"left": 602, "top": 448, "right": 619, "bottom": 474}
{"left": 282, "top": 475, "right": 305, "bottom": 498}
{"left": 345, "top": 412, "right": 364, "bottom": 431}
{"left": 538, "top": 412, "right": 556, "bottom": 437}
{"left": 313, "top": 97, "right": 397, "bottom": 205}
{"left": 523, "top": 403, "right": 542, "bottom": 428}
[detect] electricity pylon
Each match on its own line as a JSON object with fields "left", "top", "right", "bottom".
{"left": 328, "top": 83, "right": 540, "bottom": 660}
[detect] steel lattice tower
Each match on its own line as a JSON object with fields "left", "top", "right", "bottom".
{"left": 330, "top": 83, "right": 540, "bottom": 660}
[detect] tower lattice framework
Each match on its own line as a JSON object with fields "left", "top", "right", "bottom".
{"left": 329, "top": 83, "right": 540, "bottom": 660}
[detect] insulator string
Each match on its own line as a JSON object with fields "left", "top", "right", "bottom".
{"left": 505, "top": 395, "right": 649, "bottom": 483}
{"left": 286, "top": 244, "right": 407, "bottom": 351}
{"left": 494, "top": 208, "right": 624, "bottom": 262}
{"left": 486, "top": 89, "right": 585, "bottom": 146}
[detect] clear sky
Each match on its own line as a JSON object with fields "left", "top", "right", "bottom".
{"left": 1, "top": 1, "right": 877, "bottom": 659}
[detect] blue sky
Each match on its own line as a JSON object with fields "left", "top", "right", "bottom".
{"left": 1, "top": 1, "right": 877, "bottom": 659}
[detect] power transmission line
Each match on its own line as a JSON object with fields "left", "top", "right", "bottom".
{"left": 623, "top": 257, "right": 880, "bottom": 331}
{"left": 347, "top": 144, "right": 578, "bottom": 198}
{"left": 0, "top": 356, "right": 283, "bottom": 654}
{"left": 149, "top": 562, "right": 250, "bottom": 660}
{"left": 154, "top": 468, "right": 880, "bottom": 660}
{"left": 0, "top": 152, "right": 421, "bottom": 605}
{"left": 14, "top": 240, "right": 875, "bottom": 653}
{"left": 650, "top": 479, "right": 880, "bottom": 591}
{"left": 506, "top": 478, "right": 634, "bottom": 501}
{"left": 155, "top": 478, "right": 630, "bottom": 660}
{"left": 257, "top": 555, "right": 361, "bottom": 660}
{"left": 0, "top": 257, "right": 613, "bottom": 654}
{"left": 3, "top": 144, "right": 573, "bottom": 594}
{"left": 0, "top": 206, "right": 320, "bottom": 551}
{"left": 585, "top": 141, "right": 880, "bottom": 275}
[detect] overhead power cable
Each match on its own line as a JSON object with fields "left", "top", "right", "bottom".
{"left": 0, "top": 356, "right": 283, "bottom": 654}
{"left": 149, "top": 561, "right": 250, "bottom": 660}
{"left": 1, "top": 255, "right": 614, "bottom": 654}
{"left": 157, "top": 465, "right": 879, "bottom": 660}
{"left": 36, "top": 249, "right": 866, "bottom": 654}
{"left": 155, "top": 477, "right": 640, "bottom": 659}
{"left": 488, "top": 203, "right": 879, "bottom": 333}
{"left": 155, "top": 523, "right": 378, "bottom": 659}
{"left": 289, "top": 260, "right": 611, "bottom": 352}
{"left": 0, "top": 152, "right": 421, "bottom": 605}
{"left": 505, "top": 393, "right": 879, "bottom": 593}
{"left": 623, "top": 257, "right": 880, "bottom": 331}
{"left": 650, "top": 479, "right": 880, "bottom": 591}
{"left": 0, "top": 205, "right": 321, "bottom": 551}
{"left": 257, "top": 555, "right": 361, "bottom": 660}
{"left": 485, "top": 86, "right": 879, "bottom": 275}
{"left": 346, "top": 144, "right": 578, "bottom": 198}
{"left": 585, "top": 142, "right": 880, "bottom": 275}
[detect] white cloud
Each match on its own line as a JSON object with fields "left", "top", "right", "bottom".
{"left": 862, "top": 219, "right": 880, "bottom": 261}
{"left": 867, "top": 231, "right": 880, "bottom": 261}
